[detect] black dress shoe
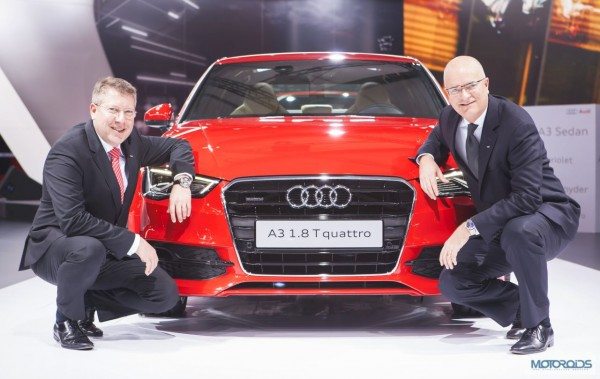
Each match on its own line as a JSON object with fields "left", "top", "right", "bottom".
{"left": 506, "top": 323, "right": 525, "bottom": 340}
{"left": 53, "top": 320, "right": 94, "bottom": 350}
{"left": 78, "top": 308, "right": 103, "bottom": 337}
{"left": 506, "top": 305, "right": 524, "bottom": 339}
{"left": 510, "top": 324, "right": 554, "bottom": 354}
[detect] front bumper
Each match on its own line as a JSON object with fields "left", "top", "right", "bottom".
{"left": 130, "top": 177, "right": 473, "bottom": 297}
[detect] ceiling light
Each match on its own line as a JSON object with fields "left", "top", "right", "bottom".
{"left": 136, "top": 75, "right": 196, "bottom": 86}
{"left": 170, "top": 72, "right": 187, "bottom": 78}
{"left": 131, "top": 45, "right": 205, "bottom": 66}
{"left": 181, "top": 0, "right": 199, "bottom": 10}
{"left": 105, "top": 18, "right": 119, "bottom": 28}
{"left": 131, "top": 36, "right": 207, "bottom": 61}
{"left": 121, "top": 25, "right": 148, "bottom": 37}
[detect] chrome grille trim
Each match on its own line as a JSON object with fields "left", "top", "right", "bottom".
{"left": 221, "top": 175, "right": 415, "bottom": 277}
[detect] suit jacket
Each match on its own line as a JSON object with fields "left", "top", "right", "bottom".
{"left": 20, "top": 120, "right": 195, "bottom": 270}
{"left": 417, "top": 95, "right": 580, "bottom": 243}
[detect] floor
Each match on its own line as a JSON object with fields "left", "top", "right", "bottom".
{"left": 0, "top": 221, "right": 598, "bottom": 378}
{"left": 0, "top": 220, "right": 34, "bottom": 288}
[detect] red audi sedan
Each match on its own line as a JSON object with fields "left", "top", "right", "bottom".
{"left": 130, "top": 52, "right": 475, "bottom": 312}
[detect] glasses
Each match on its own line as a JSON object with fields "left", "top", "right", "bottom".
{"left": 445, "top": 78, "right": 487, "bottom": 97}
{"left": 95, "top": 104, "right": 137, "bottom": 120}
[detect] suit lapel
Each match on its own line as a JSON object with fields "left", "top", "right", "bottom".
{"left": 477, "top": 95, "right": 500, "bottom": 192}
{"left": 85, "top": 120, "right": 122, "bottom": 211}
{"left": 448, "top": 111, "right": 462, "bottom": 162}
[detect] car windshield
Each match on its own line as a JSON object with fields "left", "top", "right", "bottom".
{"left": 182, "top": 59, "right": 445, "bottom": 120}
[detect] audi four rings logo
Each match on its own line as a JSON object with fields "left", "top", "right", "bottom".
{"left": 286, "top": 185, "right": 352, "bottom": 209}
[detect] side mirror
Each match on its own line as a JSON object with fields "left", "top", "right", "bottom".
{"left": 144, "top": 103, "right": 173, "bottom": 130}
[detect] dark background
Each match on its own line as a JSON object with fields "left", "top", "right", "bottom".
{"left": 94, "top": 0, "right": 599, "bottom": 113}
{"left": 95, "top": 0, "right": 404, "bottom": 115}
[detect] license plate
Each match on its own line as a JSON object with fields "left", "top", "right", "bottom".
{"left": 255, "top": 220, "right": 383, "bottom": 248}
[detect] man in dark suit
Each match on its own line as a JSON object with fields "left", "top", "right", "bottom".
{"left": 417, "top": 56, "right": 580, "bottom": 354}
{"left": 20, "top": 77, "right": 195, "bottom": 350}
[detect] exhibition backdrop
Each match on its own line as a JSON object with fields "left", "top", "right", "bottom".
{"left": 0, "top": 0, "right": 599, "bottom": 231}
{"left": 524, "top": 104, "right": 599, "bottom": 232}
{"left": 94, "top": 0, "right": 599, "bottom": 112}
{"left": 95, "top": 0, "right": 404, "bottom": 116}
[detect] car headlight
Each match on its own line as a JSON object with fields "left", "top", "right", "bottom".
{"left": 143, "top": 167, "right": 220, "bottom": 200}
{"left": 437, "top": 169, "right": 470, "bottom": 197}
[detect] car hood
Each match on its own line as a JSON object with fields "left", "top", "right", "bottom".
{"left": 167, "top": 116, "right": 437, "bottom": 181}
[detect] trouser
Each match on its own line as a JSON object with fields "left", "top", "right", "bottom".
{"left": 439, "top": 212, "right": 575, "bottom": 328}
{"left": 31, "top": 235, "right": 179, "bottom": 322}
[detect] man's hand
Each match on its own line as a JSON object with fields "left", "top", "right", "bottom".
{"left": 168, "top": 183, "right": 192, "bottom": 223}
{"left": 418, "top": 154, "right": 448, "bottom": 200}
{"left": 439, "top": 222, "right": 471, "bottom": 270}
{"left": 136, "top": 237, "right": 159, "bottom": 275}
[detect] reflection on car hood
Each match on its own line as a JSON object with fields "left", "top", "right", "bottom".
{"left": 166, "top": 116, "right": 437, "bottom": 181}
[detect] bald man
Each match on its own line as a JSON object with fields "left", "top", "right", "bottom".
{"left": 417, "top": 56, "right": 580, "bottom": 354}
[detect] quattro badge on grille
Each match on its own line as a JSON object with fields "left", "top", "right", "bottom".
{"left": 286, "top": 184, "right": 352, "bottom": 209}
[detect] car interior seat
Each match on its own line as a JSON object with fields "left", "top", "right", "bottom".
{"left": 346, "top": 82, "right": 402, "bottom": 115}
{"left": 230, "top": 82, "right": 288, "bottom": 116}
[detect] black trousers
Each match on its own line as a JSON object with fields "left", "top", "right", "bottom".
{"left": 439, "top": 212, "right": 575, "bottom": 329}
{"left": 31, "top": 235, "right": 179, "bottom": 322}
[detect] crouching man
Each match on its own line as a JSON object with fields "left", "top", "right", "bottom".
{"left": 20, "top": 77, "right": 195, "bottom": 350}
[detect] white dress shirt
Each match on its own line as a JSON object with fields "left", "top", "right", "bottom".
{"left": 417, "top": 107, "right": 488, "bottom": 166}
{"left": 454, "top": 107, "right": 487, "bottom": 164}
{"left": 96, "top": 133, "right": 140, "bottom": 256}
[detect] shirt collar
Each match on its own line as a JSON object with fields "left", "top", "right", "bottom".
{"left": 459, "top": 106, "right": 488, "bottom": 129}
{"left": 94, "top": 129, "right": 121, "bottom": 155}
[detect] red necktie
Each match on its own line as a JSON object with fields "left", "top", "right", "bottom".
{"left": 108, "top": 147, "right": 125, "bottom": 203}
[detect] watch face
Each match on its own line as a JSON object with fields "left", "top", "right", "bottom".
{"left": 177, "top": 176, "right": 192, "bottom": 188}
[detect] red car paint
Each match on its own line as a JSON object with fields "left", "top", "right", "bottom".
{"left": 129, "top": 52, "right": 474, "bottom": 298}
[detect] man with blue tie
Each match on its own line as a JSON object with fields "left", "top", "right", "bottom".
{"left": 20, "top": 77, "right": 195, "bottom": 350}
{"left": 417, "top": 56, "right": 580, "bottom": 354}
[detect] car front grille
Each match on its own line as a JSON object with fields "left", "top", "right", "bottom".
{"left": 223, "top": 177, "right": 414, "bottom": 276}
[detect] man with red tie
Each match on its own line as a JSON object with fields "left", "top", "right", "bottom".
{"left": 20, "top": 77, "right": 195, "bottom": 350}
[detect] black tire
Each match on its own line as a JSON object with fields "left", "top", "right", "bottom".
{"left": 451, "top": 302, "right": 485, "bottom": 318}
{"left": 407, "top": 296, "right": 425, "bottom": 305}
{"left": 140, "top": 296, "right": 188, "bottom": 318}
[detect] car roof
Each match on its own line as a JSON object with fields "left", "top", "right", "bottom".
{"left": 214, "top": 52, "right": 421, "bottom": 65}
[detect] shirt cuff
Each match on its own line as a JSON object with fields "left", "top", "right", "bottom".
{"left": 416, "top": 153, "right": 434, "bottom": 165}
{"left": 126, "top": 234, "right": 141, "bottom": 256}
{"left": 173, "top": 172, "right": 193, "bottom": 181}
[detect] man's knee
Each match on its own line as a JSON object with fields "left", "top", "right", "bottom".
{"left": 158, "top": 272, "right": 179, "bottom": 310}
{"left": 439, "top": 269, "right": 462, "bottom": 302}
{"left": 500, "top": 217, "right": 544, "bottom": 256}
{"left": 135, "top": 269, "right": 179, "bottom": 312}
{"left": 158, "top": 280, "right": 180, "bottom": 312}
{"left": 66, "top": 236, "right": 106, "bottom": 267}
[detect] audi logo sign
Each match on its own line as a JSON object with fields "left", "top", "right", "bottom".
{"left": 286, "top": 184, "right": 352, "bottom": 209}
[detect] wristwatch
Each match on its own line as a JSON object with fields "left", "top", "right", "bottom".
{"left": 465, "top": 219, "right": 479, "bottom": 236}
{"left": 174, "top": 175, "right": 193, "bottom": 189}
